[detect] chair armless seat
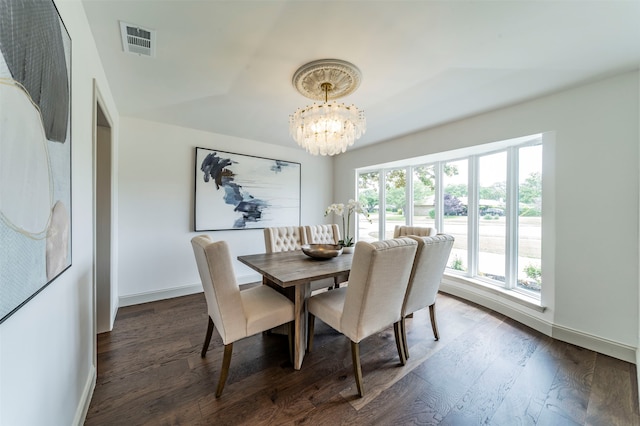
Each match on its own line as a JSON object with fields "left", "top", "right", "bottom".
{"left": 399, "top": 234, "right": 454, "bottom": 363}
{"left": 191, "top": 235, "right": 294, "bottom": 397}
{"left": 306, "top": 238, "right": 418, "bottom": 397}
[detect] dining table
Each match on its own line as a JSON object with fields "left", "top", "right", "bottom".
{"left": 237, "top": 250, "right": 353, "bottom": 370}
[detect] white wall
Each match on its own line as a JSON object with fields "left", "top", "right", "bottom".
{"left": 117, "top": 117, "right": 333, "bottom": 304}
{"left": 0, "top": 1, "right": 119, "bottom": 425}
{"left": 335, "top": 71, "right": 640, "bottom": 361}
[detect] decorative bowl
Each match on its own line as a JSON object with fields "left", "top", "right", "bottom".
{"left": 301, "top": 244, "right": 343, "bottom": 259}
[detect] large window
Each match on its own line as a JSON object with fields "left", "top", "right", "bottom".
{"left": 357, "top": 135, "right": 542, "bottom": 297}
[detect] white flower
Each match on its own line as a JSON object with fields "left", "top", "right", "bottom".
{"left": 324, "top": 203, "right": 345, "bottom": 217}
{"left": 324, "top": 199, "right": 371, "bottom": 247}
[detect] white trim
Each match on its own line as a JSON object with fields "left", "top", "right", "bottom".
{"left": 73, "top": 365, "right": 96, "bottom": 426}
{"left": 441, "top": 280, "right": 550, "bottom": 332}
{"left": 440, "top": 279, "right": 635, "bottom": 363}
{"left": 637, "top": 349, "right": 640, "bottom": 405}
{"left": 443, "top": 273, "right": 543, "bottom": 312}
{"left": 552, "top": 324, "right": 635, "bottom": 364}
{"left": 119, "top": 273, "right": 262, "bottom": 307}
{"left": 119, "top": 284, "right": 202, "bottom": 307}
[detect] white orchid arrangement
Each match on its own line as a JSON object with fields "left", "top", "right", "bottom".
{"left": 324, "top": 199, "right": 371, "bottom": 247}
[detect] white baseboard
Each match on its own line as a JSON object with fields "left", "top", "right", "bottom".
{"left": 440, "top": 282, "right": 553, "bottom": 335}
{"left": 119, "top": 283, "right": 202, "bottom": 307}
{"left": 552, "top": 323, "right": 636, "bottom": 363}
{"left": 74, "top": 365, "right": 96, "bottom": 426}
{"left": 637, "top": 349, "right": 640, "bottom": 406}
{"left": 119, "top": 273, "right": 262, "bottom": 307}
{"left": 440, "top": 281, "right": 636, "bottom": 364}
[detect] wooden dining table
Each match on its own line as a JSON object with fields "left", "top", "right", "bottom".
{"left": 237, "top": 250, "right": 353, "bottom": 370}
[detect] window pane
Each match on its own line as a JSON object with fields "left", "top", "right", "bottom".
{"left": 517, "top": 145, "right": 542, "bottom": 293}
{"left": 477, "top": 152, "right": 507, "bottom": 283}
{"left": 412, "top": 165, "right": 436, "bottom": 229}
{"left": 384, "top": 169, "right": 406, "bottom": 239}
{"left": 357, "top": 172, "right": 379, "bottom": 243}
{"left": 442, "top": 159, "right": 468, "bottom": 272}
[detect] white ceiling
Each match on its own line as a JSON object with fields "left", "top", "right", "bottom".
{"left": 82, "top": 0, "right": 640, "bottom": 151}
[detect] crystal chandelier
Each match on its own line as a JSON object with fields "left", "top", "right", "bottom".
{"left": 289, "top": 59, "right": 366, "bottom": 156}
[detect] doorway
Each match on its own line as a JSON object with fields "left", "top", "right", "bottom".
{"left": 93, "top": 81, "right": 115, "bottom": 334}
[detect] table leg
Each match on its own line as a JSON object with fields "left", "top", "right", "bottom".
{"left": 292, "top": 282, "right": 310, "bottom": 370}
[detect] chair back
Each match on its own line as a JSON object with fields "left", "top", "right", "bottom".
{"left": 264, "top": 226, "right": 306, "bottom": 253}
{"left": 403, "top": 234, "right": 454, "bottom": 316}
{"left": 304, "top": 224, "right": 340, "bottom": 245}
{"left": 191, "top": 236, "right": 247, "bottom": 344}
{"left": 393, "top": 225, "right": 437, "bottom": 238}
{"left": 341, "top": 238, "right": 418, "bottom": 342}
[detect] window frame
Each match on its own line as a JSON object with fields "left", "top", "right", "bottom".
{"left": 357, "top": 134, "right": 542, "bottom": 299}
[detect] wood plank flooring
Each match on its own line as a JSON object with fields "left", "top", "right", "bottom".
{"left": 85, "top": 291, "right": 639, "bottom": 425}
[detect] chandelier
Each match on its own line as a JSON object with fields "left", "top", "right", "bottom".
{"left": 289, "top": 59, "right": 366, "bottom": 156}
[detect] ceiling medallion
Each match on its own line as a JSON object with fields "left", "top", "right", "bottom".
{"left": 289, "top": 59, "right": 366, "bottom": 156}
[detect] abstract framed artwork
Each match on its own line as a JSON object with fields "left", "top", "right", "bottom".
{"left": 195, "top": 147, "right": 301, "bottom": 231}
{"left": 0, "top": 0, "right": 72, "bottom": 324}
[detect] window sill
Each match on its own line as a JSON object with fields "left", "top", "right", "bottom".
{"left": 442, "top": 272, "right": 546, "bottom": 313}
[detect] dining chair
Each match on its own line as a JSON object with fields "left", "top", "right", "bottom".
{"left": 265, "top": 226, "right": 334, "bottom": 292}
{"left": 306, "top": 237, "right": 418, "bottom": 397}
{"left": 398, "top": 234, "right": 454, "bottom": 363}
{"left": 191, "top": 235, "right": 295, "bottom": 397}
{"left": 263, "top": 226, "right": 307, "bottom": 253}
{"left": 304, "top": 224, "right": 340, "bottom": 245}
{"left": 303, "top": 224, "right": 345, "bottom": 288}
{"left": 393, "top": 225, "right": 438, "bottom": 238}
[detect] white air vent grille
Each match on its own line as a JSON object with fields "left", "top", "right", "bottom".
{"left": 120, "top": 21, "right": 156, "bottom": 57}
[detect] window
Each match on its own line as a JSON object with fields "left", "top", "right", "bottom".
{"left": 412, "top": 165, "right": 436, "bottom": 230}
{"left": 517, "top": 144, "right": 542, "bottom": 293}
{"left": 357, "top": 135, "right": 542, "bottom": 297}
{"left": 441, "top": 159, "right": 468, "bottom": 272}
{"left": 384, "top": 168, "right": 406, "bottom": 239}
{"left": 477, "top": 151, "right": 507, "bottom": 282}
{"left": 357, "top": 171, "right": 379, "bottom": 243}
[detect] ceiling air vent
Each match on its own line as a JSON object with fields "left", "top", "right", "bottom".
{"left": 120, "top": 21, "right": 156, "bottom": 57}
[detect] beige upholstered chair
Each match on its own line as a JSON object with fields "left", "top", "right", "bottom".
{"left": 393, "top": 225, "right": 438, "bottom": 238}
{"left": 265, "top": 226, "right": 333, "bottom": 292}
{"left": 399, "top": 234, "right": 454, "bottom": 363}
{"left": 263, "top": 226, "right": 306, "bottom": 253}
{"left": 304, "top": 224, "right": 345, "bottom": 288}
{"left": 191, "top": 235, "right": 295, "bottom": 397}
{"left": 307, "top": 238, "right": 419, "bottom": 397}
{"left": 304, "top": 224, "right": 340, "bottom": 245}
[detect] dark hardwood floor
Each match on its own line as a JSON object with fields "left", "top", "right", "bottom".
{"left": 85, "top": 291, "right": 639, "bottom": 425}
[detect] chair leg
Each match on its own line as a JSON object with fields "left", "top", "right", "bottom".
{"left": 350, "top": 340, "right": 364, "bottom": 397}
{"left": 215, "top": 343, "right": 233, "bottom": 398}
{"left": 400, "top": 316, "right": 409, "bottom": 360}
{"left": 429, "top": 303, "right": 439, "bottom": 341}
{"left": 307, "top": 313, "right": 315, "bottom": 352}
{"left": 394, "top": 321, "right": 406, "bottom": 365}
{"left": 333, "top": 276, "right": 340, "bottom": 289}
{"left": 201, "top": 316, "right": 214, "bottom": 358}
